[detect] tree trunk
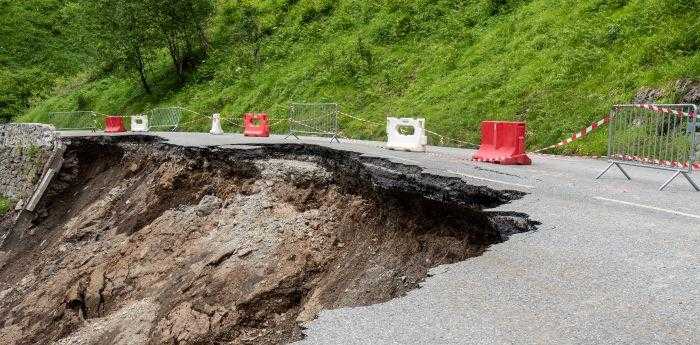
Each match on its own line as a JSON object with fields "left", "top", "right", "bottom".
{"left": 134, "top": 46, "right": 151, "bottom": 94}
{"left": 167, "top": 35, "right": 185, "bottom": 83}
{"left": 196, "top": 23, "right": 209, "bottom": 54}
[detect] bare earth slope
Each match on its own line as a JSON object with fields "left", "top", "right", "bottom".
{"left": 0, "top": 137, "right": 534, "bottom": 344}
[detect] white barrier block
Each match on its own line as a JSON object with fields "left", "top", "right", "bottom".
{"left": 210, "top": 113, "right": 223, "bottom": 135}
{"left": 130, "top": 115, "right": 149, "bottom": 132}
{"left": 385, "top": 117, "right": 428, "bottom": 152}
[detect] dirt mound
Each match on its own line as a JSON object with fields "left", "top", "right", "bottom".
{"left": 0, "top": 137, "right": 535, "bottom": 344}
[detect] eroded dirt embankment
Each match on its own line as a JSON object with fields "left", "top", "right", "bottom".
{"left": 0, "top": 136, "right": 535, "bottom": 345}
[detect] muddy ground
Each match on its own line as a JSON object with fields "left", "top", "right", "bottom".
{"left": 0, "top": 136, "right": 535, "bottom": 344}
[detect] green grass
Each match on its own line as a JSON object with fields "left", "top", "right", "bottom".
{"left": 14, "top": 0, "right": 700, "bottom": 155}
{"left": 0, "top": 196, "right": 11, "bottom": 216}
{"left": 0, "top": 0, "right": 92, "bottom": 123}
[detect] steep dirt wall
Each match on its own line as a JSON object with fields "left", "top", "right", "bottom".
{"left": 0, "top": 123, "right": 58, "bottom": 209}
{"left": 0, "top": 137, "right": 536, "bottom": 345}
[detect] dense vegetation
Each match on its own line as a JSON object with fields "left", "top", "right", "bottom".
{"left": 3, "top": 0, "right": 699, "bottom": 154}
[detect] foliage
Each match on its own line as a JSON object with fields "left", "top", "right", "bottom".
{"left": 60, "top": 0, "right": 214, "bottom": 93}
{"left": 0, "top": 195, "right": 11, "bottom": 215}
{"left": 25, "top": 145, "right": 42, "bottom": 160}
{"left": 67, "top": 1, "right": 156, "bottom": 93}
{"left": 0, "top": 0, "right": 90, "bottom": 122}
{"left": 148, "top": 0, "right": 214, "bottom": 81}
{"left": 9, "top": 0, "right": 700, "bottom": 155}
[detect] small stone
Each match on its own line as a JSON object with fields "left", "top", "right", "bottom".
{"left": 196, "top": 195, "right": 222, "bottom": 216}
{"left": 237, "top": 248, "right": 253, "bottom": 258}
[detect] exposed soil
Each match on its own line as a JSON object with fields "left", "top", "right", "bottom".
{"left": 0, "top": 136, "right": 535, "bottom": 345}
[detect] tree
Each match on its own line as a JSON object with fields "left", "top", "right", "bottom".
{"left": 65, "top": 0, "right": 214, "bottom": 90}
{"left": 148, "top": 0, "right": 214, "bottom": 83}
{"left": 69, "top": 0, "right": 157, "bottom": 94}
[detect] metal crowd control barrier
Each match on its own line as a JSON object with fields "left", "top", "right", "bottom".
{"left": 143, "top": 107, "right": 183, "bottom": 131}
{"left": 47, "top": 111, "right": 102, "bottom": 131}
{"left": 286, "top": 102, "right": 340, "bottom": 142}
{"left": 596, "top": 104, "right": 698, "bottom": 191}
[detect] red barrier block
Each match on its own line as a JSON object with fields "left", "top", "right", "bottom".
{"left": 104, "top": 116, "right": 126, "bottom": 133}
{"left": 243, "top": 113, "right": 270, "bottom": 137}
{"left": 472, "top": 121, "right": 531, "bottom": 165}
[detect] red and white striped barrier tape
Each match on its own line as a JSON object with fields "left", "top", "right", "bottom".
{"left": 612, "top": 154, "right": 700, "bottom": 171}
{"left": 533, "top": 104, "right": 696, "bottom": 153}
{"left": 628, "top": 104, "right": 695, "bottom": 118}
{"left": 532, "top": 116, "right": 610, "bottom": 153}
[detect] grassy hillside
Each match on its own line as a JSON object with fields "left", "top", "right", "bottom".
{"left": 12, "top": 0, "right": 700, "bottom": 154}
{"left": 0, "top": 0, "right": 92, "bottom": 122}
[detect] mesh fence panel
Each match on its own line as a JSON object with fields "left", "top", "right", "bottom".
{"left": 608, "top": 104, "right": 697, "bottom": 170}
{"left": 47, "top": 111, "right": 101, "bottom": 131}
{"left": 288, "top": 103, "right": 339, "bottom": 139}
{"left": 143, "top": 107, "right": 183, "bottom": 131}
{"left": 598, "top": 104, "right": 699, "bottom": 191}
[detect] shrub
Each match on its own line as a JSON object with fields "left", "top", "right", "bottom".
{"left": 0, "top": 196, "right": 12, "bottom": 216}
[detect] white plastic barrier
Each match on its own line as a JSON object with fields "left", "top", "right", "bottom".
{"left": 210, "top": 113, "right": 223, "bottom": 135}
{"left": 385, "top": 117, "right": 428, "bottom": 152}
{"left": 130, "top": 115, "right": 149, "bottom": 132}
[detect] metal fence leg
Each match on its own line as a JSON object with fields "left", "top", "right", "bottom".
{"left": 659, "top": 171, "right": 682, "bottom": 191}
{"left": 596, "top": 162, "right": 631, "bottom": 180}
{"left": 681, "top": 172, "right": 700, "bottom": 191}
{"left": 615, "top": 163, "right": 632, "bottom": 180}
{"left": 284, "top": 132, "right": 300, "bottom": 140}
{"left": 595, "top": 163, "right": 615, "bottom": 179}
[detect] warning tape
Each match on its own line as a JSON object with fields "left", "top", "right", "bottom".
{"left": 338, "top": 112, "right": 478, "bottom": 148}
{"left": 100, "top": 114, "right": 131, "bottom": 118}
{"left": 423, "top": 128, "right": 479, "bottom": 148}
{"left": 98, "top": 109, "right": 287, "bottom": 128}
{"left": 629, "top": 104, "right": 695, "bottom": 118}
{"left": 268, "top": 119, "right": 287, "bottom": 128}
{"left": 612, "top": 154, "right": 700, "bottom": 171}
{"left": 533, "top": 104, "right": 697, "bottom": 153}
{"left": 219, "top": 117, "right": 287, "bottom": 132}
{"left": 176, "top": 116, "right": 210, "bottom": 129}
{"left": 532, "top": 116, "right": 610, "bottom": 153}
{"left": 335, "top": 112, "right": 477, "bottom": 165}
{"left": 221, "top": 116, "right": 243, "bottom": 127}
{"left": 85, "top": 105, "right": 698, "bottom": 168}
{"left": 339, "top": 112, "right": 384, "bottom": 127}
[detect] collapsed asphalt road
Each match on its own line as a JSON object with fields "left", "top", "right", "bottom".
{"left": 0, "top": 136, "right": 535, "bottom": 344}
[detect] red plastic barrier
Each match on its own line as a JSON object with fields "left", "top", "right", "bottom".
{"left": 243, "top": 113, "right": 270, "bottom": 137}
{"left": 472, "top": 121, "right": 531, "bottom": 165}
{"left": 104, "top": 116, "right": 126, "bottom": 133}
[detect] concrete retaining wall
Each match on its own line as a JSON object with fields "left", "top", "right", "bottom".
{"left": 0, "top": 124, "right": 58, "bottom": 208}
